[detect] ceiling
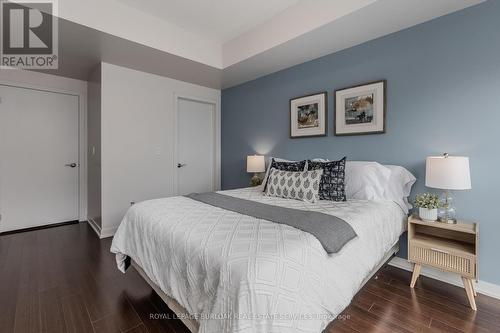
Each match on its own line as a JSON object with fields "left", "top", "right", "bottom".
{"left": 222, "top": 0, "right": 486, "bottom": 87}
{"left": 28, "top": 0, "right": 486, "bottom": 89}
{"left": 32, "top": 17, "right": 221, "bottom": 89}
{"left": 116, "top": 0, "right": 301, "bottom": 44}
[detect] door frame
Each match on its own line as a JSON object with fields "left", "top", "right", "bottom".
{"left": 0, "top": 80, "right": 88, "bottom": 227}
{"left": 172, "top": 93, "right": 220, "bottom": 196}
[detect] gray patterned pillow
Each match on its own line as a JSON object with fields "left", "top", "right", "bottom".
{"left": 265, "top": 168, "right": 323, "bottom": 203}
{"left": 263, "top": 158, "right": 307, "bottom": 192}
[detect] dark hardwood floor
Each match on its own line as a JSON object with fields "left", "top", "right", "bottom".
{"left": 1, "top": 222, "right": 499, "bottom": 333}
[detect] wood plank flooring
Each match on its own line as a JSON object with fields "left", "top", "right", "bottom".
{"left": 1, "top": 222, "right": 499, "bottom": 333}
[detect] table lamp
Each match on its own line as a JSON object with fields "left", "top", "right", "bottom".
{"left": 425, "top": 153, "right": 471, "bottom": 223}
{"left": 247, "top": 155, "right": 265, "bottom": 186}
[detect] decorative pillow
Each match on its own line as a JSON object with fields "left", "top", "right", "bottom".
{"left": 345, "top": 161, "right": 391, "bottom": 200}
{"left": 262, "top": 158, "right": 307, "bottom": 192}
{"left": 265, "top": 168, "right": 323, "bottom": 203}
{"left": 261, "top": 157, "right": 300, "bottom": 191}
{"left": 307, "top": 157, "right": 346, "bottom": 201}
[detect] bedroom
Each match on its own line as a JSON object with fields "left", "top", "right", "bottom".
{"left": 0, "top": 0, "right": 499, "bottom": 332}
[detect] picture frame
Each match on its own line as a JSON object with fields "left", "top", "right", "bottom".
{"left": 334, "top": 80, "right": 386, "bottom": 136}
{"left": 290, "top": 92, "right": 327, "bottom": 138}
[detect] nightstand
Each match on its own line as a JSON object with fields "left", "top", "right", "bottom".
{"left": 408, "top": 215, "right": 479, "bottom": 310}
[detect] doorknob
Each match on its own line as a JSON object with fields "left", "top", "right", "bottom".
{"left": 65, "top": 163, "right": 77, "bottom": 168}
{"left": 177, "top": 163, "right": 186, "bottom": 168}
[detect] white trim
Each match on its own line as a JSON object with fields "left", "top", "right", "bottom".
{"left": 87, "top": 218, "right": 101, "bottom": 237}
{"left": 389, "top": 257, "right": 500, "bottom": 300}
{"left": 87, "top": 217, "right": 118, "bottom": 239}
{"left": 172, "top": 93, "right": 221, "bottom": 195}
{"left": 100, "top": 225, "right": 118, "bottom": 239}
{"left": 0, "top": 78, "right": 88, "bottom": 226}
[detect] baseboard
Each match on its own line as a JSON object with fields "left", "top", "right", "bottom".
{"left": 100, "top": 226, "right": 118, "bottom": 239}
{"left": 0, "top": 220, "right": 79, "bottom": 235}
{"left": 87, "top": 218, "right": 102, "bottom": 238}
{"left": 87, "top": 218, "right": 117, "bottom": 239}
{"left": 389, "top": 257, "right": 500, "bottom": 300}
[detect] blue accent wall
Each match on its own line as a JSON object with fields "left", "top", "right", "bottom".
{"left": 221, "top": 1, "right": 500, "bottom": 284}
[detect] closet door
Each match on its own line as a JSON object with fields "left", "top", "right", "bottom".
{"left": 0, "top": 85, "right": 79, "bottom": 232}
{"left": 176, "top": 97, "right": 215, "bottom": 195}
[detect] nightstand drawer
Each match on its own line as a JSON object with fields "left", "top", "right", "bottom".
{"left": 409, "top": 243, "right": 476, "bottom": 278}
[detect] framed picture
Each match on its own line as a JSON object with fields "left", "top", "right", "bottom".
{"left": 334, "top": 80, "right": 386, "bottom": 136}
{"left": 290, "top": 92, "right": 327, "bottom": 138}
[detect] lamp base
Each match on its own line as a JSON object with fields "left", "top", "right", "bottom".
{"left": 438, "top": 190, "right": 457, "bottom": 224}
{"left": 438, "top": 217, "right": 457, "bottom": 224}
{"left": 250, "top": 174, "right": 263, "bottom": 187}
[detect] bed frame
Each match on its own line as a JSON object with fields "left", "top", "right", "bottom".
{"left": 131, "top": 242, "right": 399, "bottom": 333}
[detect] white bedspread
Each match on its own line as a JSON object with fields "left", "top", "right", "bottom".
{"left": 111, "top": 187, "right": 406, "bottom": 333}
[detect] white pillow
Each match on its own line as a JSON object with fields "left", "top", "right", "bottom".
{"left": 383, "top": 165, "right": 416, "bottom": 212}
{"left": 345, "top": 161, "right": 392, "bottom": 200}
{"left": 259, "top": 157, "right": 307, "bottom": 191}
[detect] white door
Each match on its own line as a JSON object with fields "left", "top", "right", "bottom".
{"left": 177, "top": 98, "right": 215, "bottom": 195}
{"left": 0, "top": 85, "right": 79, "bottom": 232}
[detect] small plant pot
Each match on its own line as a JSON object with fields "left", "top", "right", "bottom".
{"left": 419, "top": 208, "right": 438, "bottom": 222}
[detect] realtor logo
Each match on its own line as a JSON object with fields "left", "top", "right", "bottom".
{"left": 1, "top": 0, "right": 58, "bottom": 69}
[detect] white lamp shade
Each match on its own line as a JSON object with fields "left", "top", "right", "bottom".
{"left": 247, "top": 155, "right": 265, "bottom": 173}
{"left": 425, "top": 156, "right": 471, "bottom": 190}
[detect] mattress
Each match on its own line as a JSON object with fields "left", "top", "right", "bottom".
{"left": 111, "top": 187, "right": 406, "bottom": 333}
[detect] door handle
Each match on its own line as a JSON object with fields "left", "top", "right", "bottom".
{"left": 177, "top": 163, "right": 186, "bottom": 168}
{"left": 65, "top": 163, "right": 78, "bottom": 168}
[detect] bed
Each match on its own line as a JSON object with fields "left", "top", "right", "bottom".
{"left": 111, "top": 186, "right": 407, "bottom": 333}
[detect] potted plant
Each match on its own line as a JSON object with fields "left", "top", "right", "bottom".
{"left": 415, "top": 193, "right": 440, "bottom": 222}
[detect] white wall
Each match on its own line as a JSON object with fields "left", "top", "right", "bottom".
{"left": 0, "top": 69, "right": 88, "bottom": 222}
{"left": 0, "top": 66, "right": 220, "bottom": 236}
{"left": 100, "top": 63, "right": 221, "bottom": 237}
{"left": 87, "top": 65, "right": 102, "bottom": 229}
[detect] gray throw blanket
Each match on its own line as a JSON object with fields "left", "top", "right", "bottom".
{"left": 186, "top": 192, "right": 357, "bottom": 253}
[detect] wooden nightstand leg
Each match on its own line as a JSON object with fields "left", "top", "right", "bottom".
{"left": 471, "top": 280, "right": 477, "bottom": 296}
{"left": 462, "top": 277, "right": 477, "bottom": 311}
{"left": 410, "top": 263, "right": 421, "bottom": 288}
